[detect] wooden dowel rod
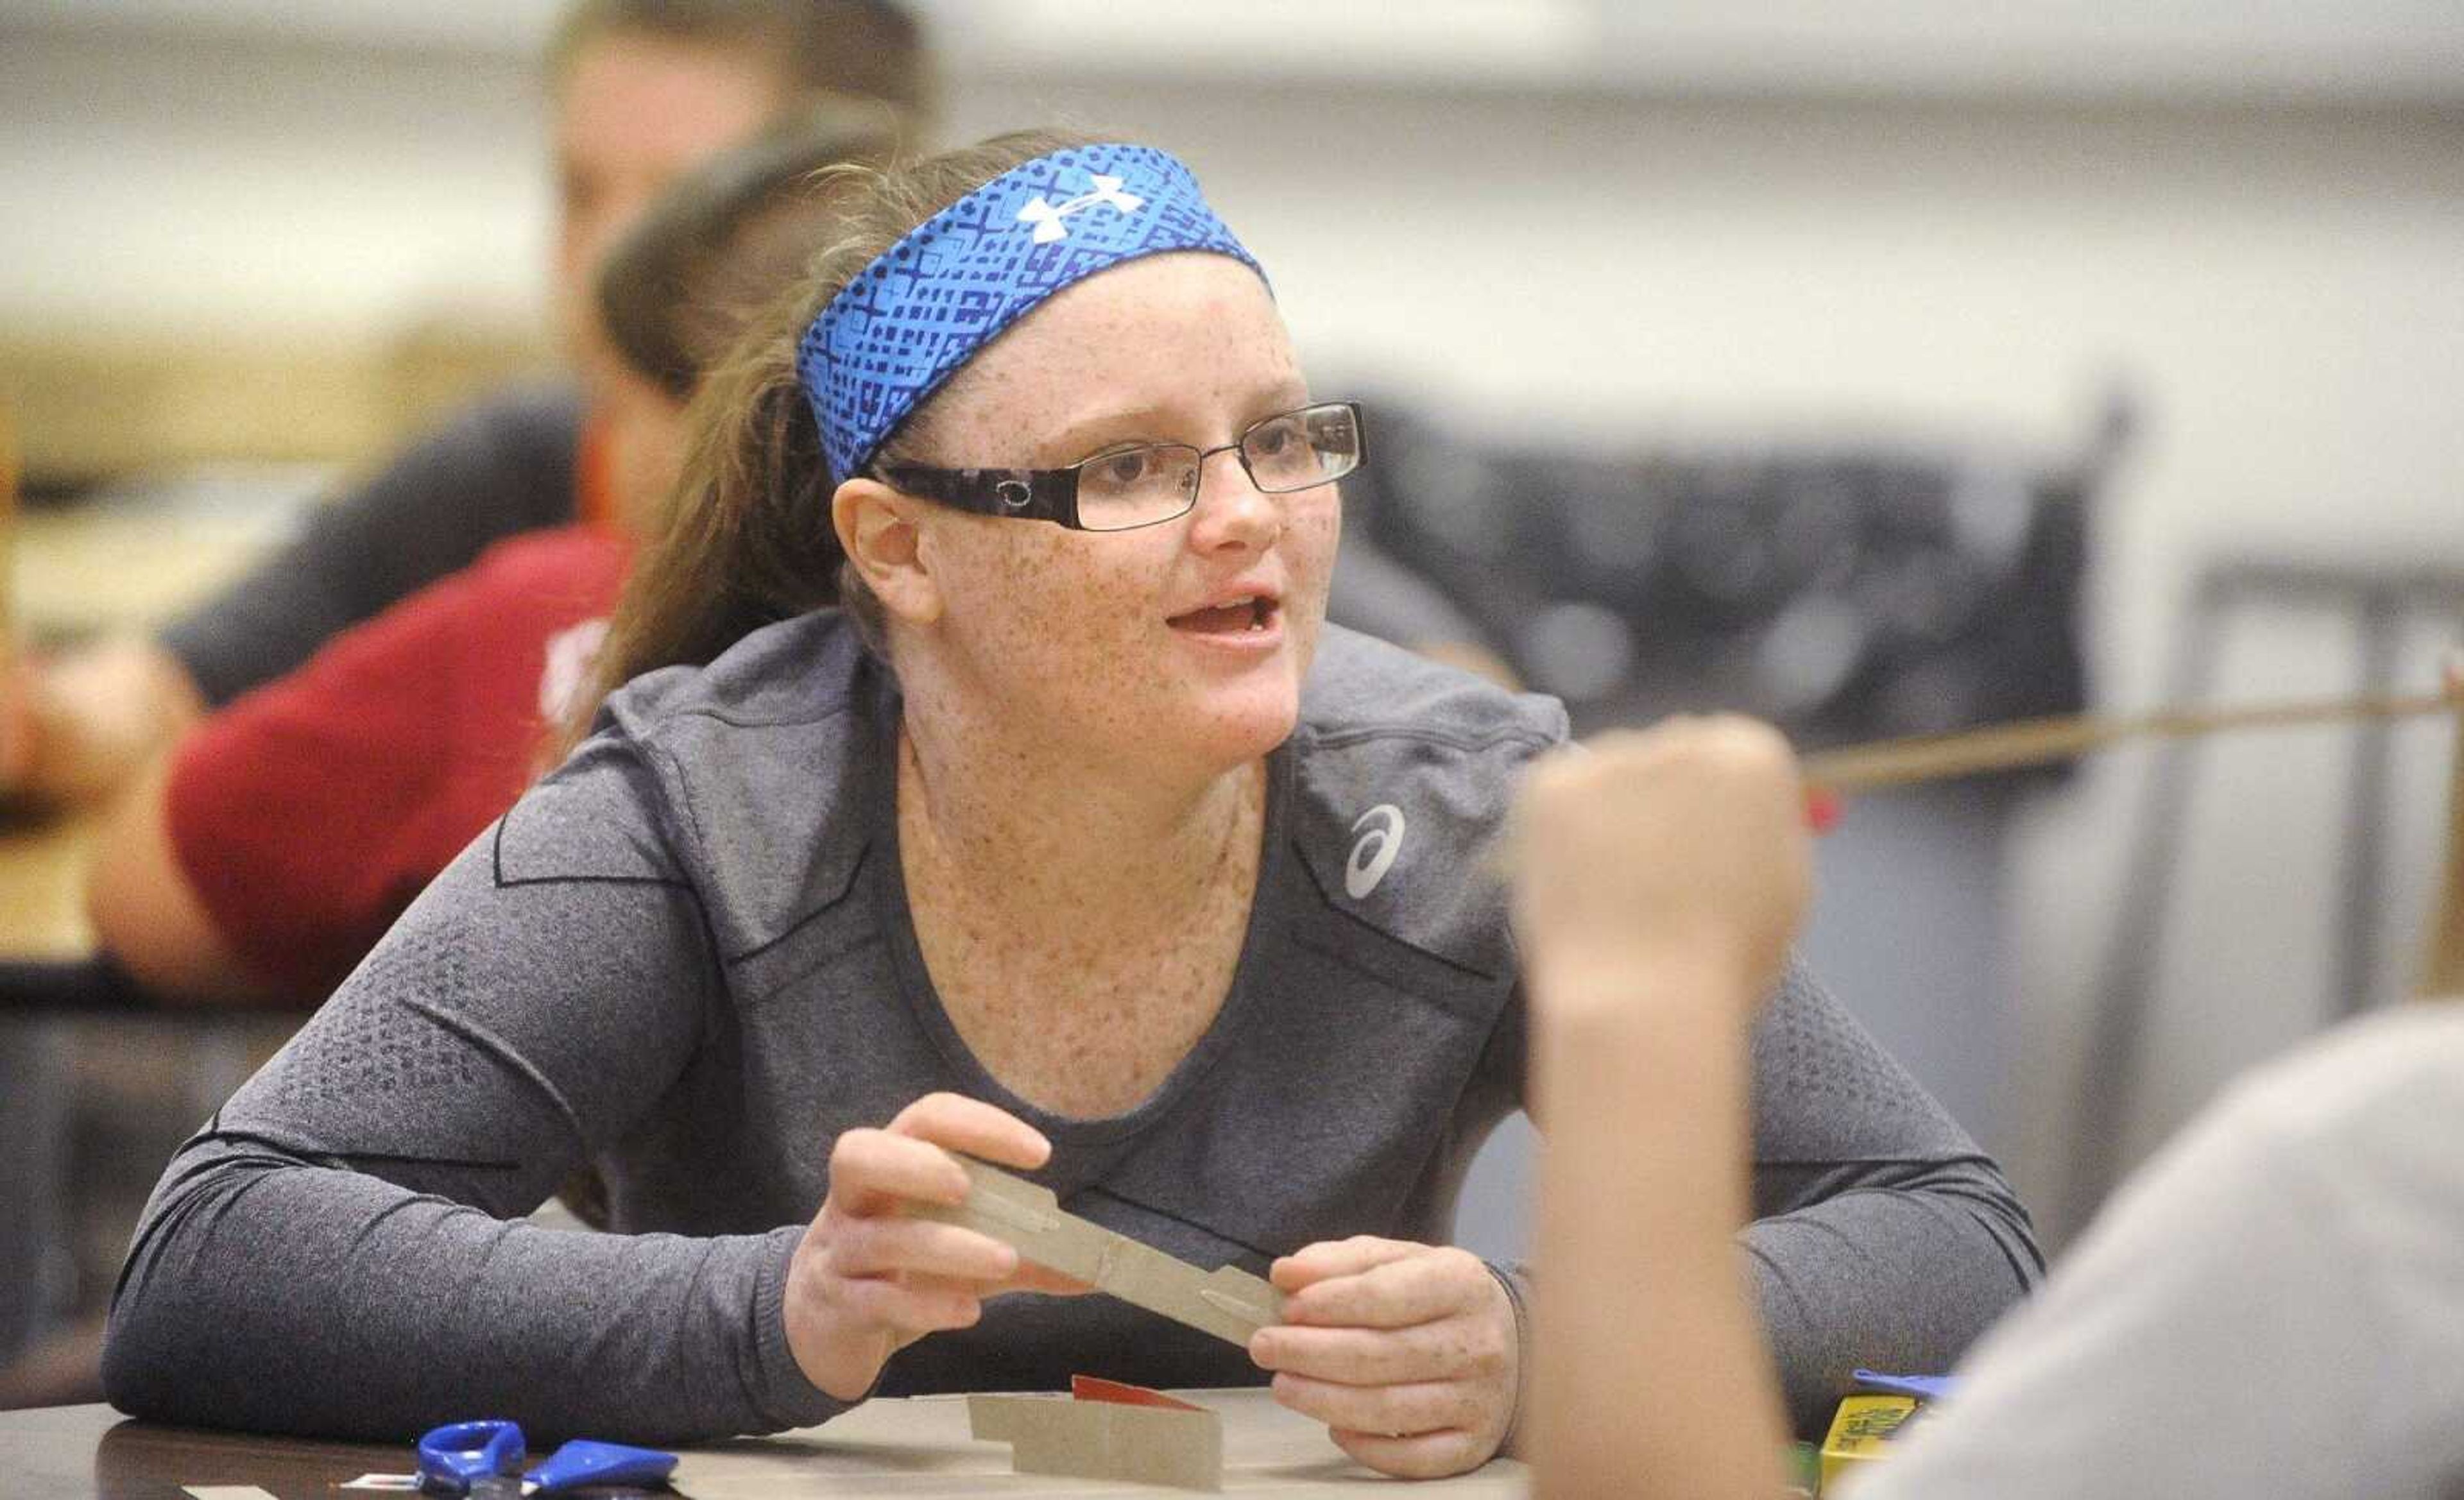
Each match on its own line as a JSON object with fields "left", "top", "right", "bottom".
{"left": 2420, "top": 697, "right": 2464, "bottom": 1001}
{"left": 1804, "top": 688, "right": 2460, "bottom": 794}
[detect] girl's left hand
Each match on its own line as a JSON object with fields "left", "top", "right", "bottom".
{"left": 1248, "top": 1236, "right": 1518, "bottom": 1479}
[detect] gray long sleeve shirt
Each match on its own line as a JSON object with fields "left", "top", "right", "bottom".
{"left": 104, "top": 615, "right": 2040, "bottom": 1444}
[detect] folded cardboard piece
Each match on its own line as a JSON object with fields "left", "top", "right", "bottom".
{"left": 970, "top": 1377, "right": 1224, "bottom": 1491}
{"left": 909, "top": 1155, "right": 1284, "bottom": 1347}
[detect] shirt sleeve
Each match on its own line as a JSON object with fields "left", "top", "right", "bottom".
{"left": 162, "top": 569, "right": 474, "bottom": 999}
{"left": 158, "top": 386, "right": 583, "bottom": 705}
{"left": 1741, "top": 959, "right": 2044, "bottom": 1437}
{"left": 102, "top": 744, "right": 848, "bottom": 1445}
{"left": 160, "top": 530, "right": 624, "bottom": 1000}
{"left": 1462, "top": 950, "right": 2041, "bottom": 1442}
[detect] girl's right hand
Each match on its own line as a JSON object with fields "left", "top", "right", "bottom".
{"left": 783, "top": 1092, "right": 1084, "bottom": 1401}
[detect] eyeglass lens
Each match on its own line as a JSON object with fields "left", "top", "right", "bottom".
{"left": 1074, "top": 403, "right": 1360, "bottom": 531}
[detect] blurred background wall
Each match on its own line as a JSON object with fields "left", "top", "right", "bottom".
{"left": 3, "top": 0, "right": 2461, "bottom": 1250}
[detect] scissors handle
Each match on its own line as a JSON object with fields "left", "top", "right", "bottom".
{"left": 527, "top": 1438, "right": 678, "bottom": 1492}
{"left": 417, "top": 1419, "right": 527, "bottom": 1494}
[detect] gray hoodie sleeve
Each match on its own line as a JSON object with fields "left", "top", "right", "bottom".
{"left": 1739, "top": 959, "right": 2044, "bottom": 1436}
{"left": 100, "top": 744, "right": 845, "bottom": 1444}
{"left": 1475, "top": 956, "right": 2041, "bottom": 1442}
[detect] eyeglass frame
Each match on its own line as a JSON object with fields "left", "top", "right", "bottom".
{"left": 871, "top": 400, "right": 1366, "bottom": 533}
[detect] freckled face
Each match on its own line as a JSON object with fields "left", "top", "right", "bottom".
{"left": 898, "top": 253, "right": 1339, "bottom": 775}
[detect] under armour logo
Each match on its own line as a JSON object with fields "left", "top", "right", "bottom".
{"left": 1016, "top": 175, "right": 1145, "bottom": 244}
{"left": 1346, "top": 805, "right": 1406, "bottom": 900}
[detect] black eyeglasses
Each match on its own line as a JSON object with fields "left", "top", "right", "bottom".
{"left": 876, "top": 400, "right": 1365, "bottom": 533}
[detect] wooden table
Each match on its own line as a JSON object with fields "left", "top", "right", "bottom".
{"left": 0, "top": 811, "right": 98, "bottom": 960}
{"left": 10, "top": 466, "right": 323, "bottom": 645}
{"left": 1, "top": 464, "right": 324, "bottom": 962}
{"left": 1, "top": 1393, "right": 1530, "bottom": 1497}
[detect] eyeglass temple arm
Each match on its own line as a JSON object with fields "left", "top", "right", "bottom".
{"left": 877, "top": 465, "right": 1080, "bottom": 525}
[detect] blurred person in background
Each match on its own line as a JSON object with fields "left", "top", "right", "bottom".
{"left": 81, "top": 110, "right": 897, "bottom": 1008}
{"left": 1516, "top": 686, "right": 2464, "bottom": 1499}
{"left": 49, "top": 10, "right": 1497, "bottom": 1009}
{"left": 0, "top": 0, "right": 932, "bottom": 806}
{"left": 0, "top": 0, "right": 1505, "bottom": 808}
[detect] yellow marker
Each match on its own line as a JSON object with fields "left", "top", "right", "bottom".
{"left": 1818, "top": 1393, "right": 1919, "bottom": 1491}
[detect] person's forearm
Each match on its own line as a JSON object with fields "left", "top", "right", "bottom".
{"left": 105, "top": 1133, "right": 844, "bottom": 1444}
{"left": 1738, "top": 963, "right": 2042, "bottom": 1435}
{"left": 1532, "top": 951, "right": 1790, "bottom": 1500}
{"left": 1745, "top": 1154, "right": 2041, "bottom": 1433}
{"left": 98, "top": 840, "right": 823, "bottom": 1442}
{"left": 84, "top": 749, "right": 291, "bottom": 1006}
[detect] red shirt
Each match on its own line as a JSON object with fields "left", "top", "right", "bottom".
{"left": 166, "top": 527, "right": 629, "bottom": 999}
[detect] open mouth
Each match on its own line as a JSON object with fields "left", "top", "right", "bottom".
{"left": 1167, "top": 595, "right": 1278, "bottom": 635}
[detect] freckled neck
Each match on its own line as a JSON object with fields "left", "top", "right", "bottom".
{"left": 894, "top": 688, "right": 1267, "bottom": 945}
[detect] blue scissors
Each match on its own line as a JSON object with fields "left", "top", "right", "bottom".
{"left": 416, "top": 1420, "right": 526, "bottom": 1497}
{"left": 417, "top": 1419, "right": 678, "bottom": 1496}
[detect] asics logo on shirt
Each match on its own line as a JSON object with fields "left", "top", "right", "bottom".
{"left": 1346, "top": 804, "right": 1406, "bottom": 899}
{"left": 1016, "top": 175, "right": 1146, "bottom": 243}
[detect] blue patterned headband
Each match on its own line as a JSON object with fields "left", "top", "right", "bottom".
{"left": 797, "top": 142, "right": 1265, "bottom": 485}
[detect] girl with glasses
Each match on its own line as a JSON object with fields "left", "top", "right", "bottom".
{"left": 106, "top": 131, "right": 2038, "bottom": 1477}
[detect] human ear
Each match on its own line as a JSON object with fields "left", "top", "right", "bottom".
{"left": 832, "top": 477, "right": 943, "bottom": 627}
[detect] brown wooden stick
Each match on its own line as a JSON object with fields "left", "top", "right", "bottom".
{"left": 2420, "top": 693, "right": 2464, "bottom": 1001}
{"left": 1799, "top": 682, "right": 2464, "bottom": 1003}
{"left": 1, "top": 396, "right": 17, "bottom": 651}
{"left": 1803, "top": 688, "right": 2461, "bottom": 794}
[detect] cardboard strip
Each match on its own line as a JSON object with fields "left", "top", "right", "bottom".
{"left": 971, "top": 1390, "right": 1224, "bottom": 1492}
{"left": 909, "top": 1155, "right": 1283, "bottom": 1347}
